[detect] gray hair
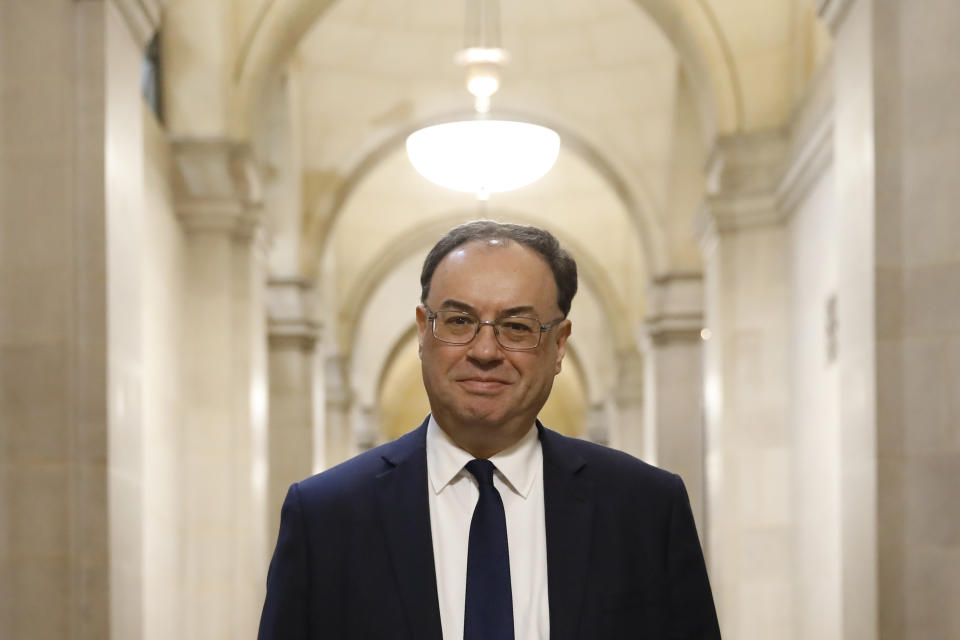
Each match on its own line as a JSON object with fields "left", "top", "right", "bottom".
{"left": 420, "top": 220, "right": 578, "bottom": 317}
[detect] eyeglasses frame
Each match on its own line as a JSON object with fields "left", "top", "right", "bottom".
{"left": 422, "top": 304, "right": 566, "bottom": 351}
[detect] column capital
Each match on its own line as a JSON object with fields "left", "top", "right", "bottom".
{"left": 172, "top": 138, "right": 264, "bottom": 240}
{"left": 695, "top": 129, "right": 789, "bottom": 241}
{"left": 644, "top": 274, "right": 704, "bottom": 345}
{"left": 267, "top": 278, "right": 321, "bottom": 351}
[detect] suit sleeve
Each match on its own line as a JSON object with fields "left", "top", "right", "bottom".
{"left": 258, "top": 483, "right": 311, "bottom": 640}
{"left": 666, "top": 474, "right": 722, "bottom": 639}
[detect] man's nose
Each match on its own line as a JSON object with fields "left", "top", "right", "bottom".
{"left": 467, "top": 322, "right": 504, "bottom": 361}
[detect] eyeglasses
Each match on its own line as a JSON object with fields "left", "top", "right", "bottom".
{"left": 424, "top": 304, "right": 565, "bottom": 351}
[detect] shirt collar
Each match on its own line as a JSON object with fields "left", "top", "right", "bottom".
{"left": 426, "top": 414, "right": 541, "bottom": 499}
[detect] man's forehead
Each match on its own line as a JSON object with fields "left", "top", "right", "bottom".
{"left": 429, "top": 240, "right": 559, "bottom": 310}
{"left": 435, "top": 240, "right": 551, "bottom": 280}
{"left": 444, "top": 237, "right": 514, "bottom": 261}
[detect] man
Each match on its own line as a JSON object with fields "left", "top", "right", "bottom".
{"left": 258, "top": 221, "right": 721, "bottom": 639}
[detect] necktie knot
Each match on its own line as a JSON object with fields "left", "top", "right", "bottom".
{"left": 465, "top": 458, "right": 496, "bottom": 488}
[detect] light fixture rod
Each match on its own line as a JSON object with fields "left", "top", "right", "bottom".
{"left": 465, "top": 0, "right": 501, "bottom": 49}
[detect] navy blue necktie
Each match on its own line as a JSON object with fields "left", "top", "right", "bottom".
{"left": 463, "top": 459, "right": 514, "bottom": 640}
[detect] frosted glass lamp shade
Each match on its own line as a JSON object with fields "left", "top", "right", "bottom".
{"left": 406, "top": 120, "right": 560, "bottom": 195}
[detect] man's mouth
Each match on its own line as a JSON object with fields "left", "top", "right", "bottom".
{"left": 457, "top": 377, "right": 511, "bottom": 392}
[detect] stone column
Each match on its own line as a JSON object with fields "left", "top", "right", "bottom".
{"left": 642, "top": 275, "right": 706, "bottom": 534}
{"left": 696, "top": 130, "right": 794, "bottom": 639}
{"left": 585, "top": 402, "right": 609, "bottom": 445}
{"left": 173, "top": 139, "right": 269, "bottom": 640}
{"left": 266, "top": 278, "right": 321, "bottom": 541}
{"left": 354, "top": 404, "right": 381, "bottom": 451}
{"left": 0, "top": 3, "right": 151, "bottom": 638}
{"left": 612, "top": 349, "right": 645, "bottom": 458}
{"left": 824, "top": 1, "right": 960, "bottom": 638}
{"left": 324, "top": 355, "right": 354, "bottom": 468}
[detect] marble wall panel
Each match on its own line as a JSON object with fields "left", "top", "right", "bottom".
{"left": 141, "top": 100, "right": 185, "bottom": 640}
{"left": 904, "top": 454, "right": 960, "bottom": 548}
{"left": 830, "top": 2, "right": 881, "bottom": 636}
{"left": 0, "top": 1, "right": 115, "bottom": 638}
{"left": 902, "top": 338, "right": 953, "bottom": 453}
{"left": 870, "top": 2, "right": 960, "bottom": 636}
{"left": 902, "top": 265, "right": 960, "bottom": 336}
{"left": 788, "top": 160, "right": 842, "bottom": 640}
{"left": 0, "top": 344, "right": 70, "bottom": 461}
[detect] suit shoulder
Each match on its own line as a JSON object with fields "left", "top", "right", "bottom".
{"left": 544, "top": 429, "right": 680, "bottom": 491}
{"left": 295, "top": 426, "right": 424, "bottom": 504}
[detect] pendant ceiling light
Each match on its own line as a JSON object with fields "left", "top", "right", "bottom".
{"left": 406, "top": 0, "right": 560, "bottom": 200}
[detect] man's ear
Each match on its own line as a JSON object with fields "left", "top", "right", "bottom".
{"left": 553, "top": 319, "right": 571, "bottom": 375}
{"left": 415, "top": 304, "right": 428, "bottom": 357}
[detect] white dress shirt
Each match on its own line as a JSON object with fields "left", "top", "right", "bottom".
{"left": 426, "top": 415, "right": 550, "bottom": 640}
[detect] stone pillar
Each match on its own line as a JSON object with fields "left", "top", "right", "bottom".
{"left": 642, "top": 275, "right": 706, "bottom": 535}
{"left": 266, "top": 278, "right": 321, "bottom": 541}
{"left": 696, "top": 130, "right": 794, "bottom": 639}
{"left": 613, "top": 350, "right": 645, "bottom": 459}
{"left": 324, "top": 355, "right": 354, "bottom": 468}
{"left": 824, "top": 1, "right": 960, "bottom": 638}
{"left": 0, "top": 3, "right": 150, "bottom": 638}
{"left": 173, "top": 139, "right": 269, "bottom": 640}
{"left": 585, "top": 402, "right": 609, "bottom": 445}
{"left": 354, "top": 404, "right": 381, "bottom": 451}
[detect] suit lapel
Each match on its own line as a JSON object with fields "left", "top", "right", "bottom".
{"left": 540, "top": 424, "right": 594, "bottom": 640}
{"left": 376, "top": 422, "right": 443, "bottom": 640}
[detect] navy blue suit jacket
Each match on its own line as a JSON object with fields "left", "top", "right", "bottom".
{"left": 258, "top": 418, "right": 721, "bottom": 639}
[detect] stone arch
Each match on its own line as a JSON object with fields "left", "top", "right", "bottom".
{"left": 302, "top": 109, "right": 670, "bottom": 279}
{"left": 230, "top": 0, "right": 740, "bottom": 143}
{"left": 336, "top": 208, "right": 636, "bottom": 357}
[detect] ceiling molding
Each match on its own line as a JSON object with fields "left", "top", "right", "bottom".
{"left": 777, "top": 55, "right": 835, "bottom": 218}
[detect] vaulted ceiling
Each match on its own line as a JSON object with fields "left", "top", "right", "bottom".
{"left": 208, "top": 0, "right": 830, "bottom": 439}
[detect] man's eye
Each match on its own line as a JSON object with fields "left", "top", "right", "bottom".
{"left": 445, "top": 315, "right": 475, "bottom": 326}
{"left": 502, "top": 321, "right": 535, "bottom": 333}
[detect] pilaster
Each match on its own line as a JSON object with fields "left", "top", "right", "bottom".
{"left": 837, "top": 2, "right": 960, "bottom": 639}
{"left": 698, "top": 130, "right": 794, "bottom": 640}
{"left": 829, "top": 3, "right": 879, "bottom": 637}
{"left": 585, "top": 402, "right": 609, "bottom": 445}
{"left": 265, "top": 277, "right": 321, "bottom": 541}
{"left": 173, "top": 138, "right": 268, "bottom": 640}
{"left": 0, "top": 3, "right": 142, "bottom": 638}
{"left": 642, "top": 274, "right": 706, "bottom": 535}
{"left": 267, "top": 277, "right": 321, "bottom": 351}
{"left": 354, "top": 404, "right": 381, "bottom": 451}
{"left": 324, "top": 355, "right": 354, "bottom": 468}
{"left": 612, "top": 349, "right": 645, "bottom": 459}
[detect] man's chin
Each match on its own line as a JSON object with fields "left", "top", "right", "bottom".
{"left": 450, "top": 402, "right": 510, "bottom": 430}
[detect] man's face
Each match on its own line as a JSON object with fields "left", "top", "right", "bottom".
{"left": 416, "top": 240, "right": 571, "bottom": 444}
